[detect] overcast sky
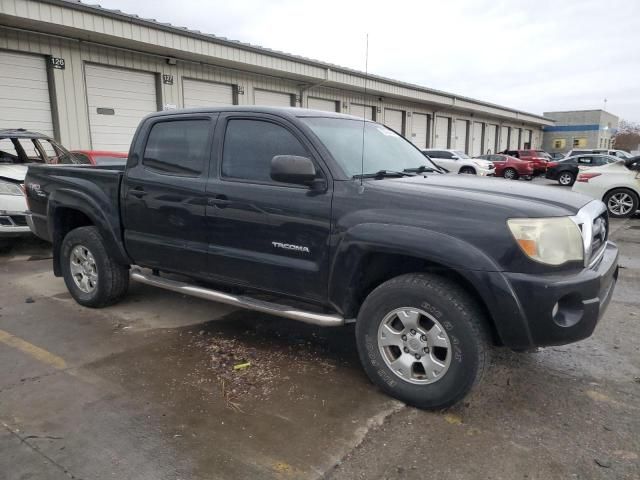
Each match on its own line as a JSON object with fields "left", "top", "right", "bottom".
{"left": 97, "top": 0, "right": 640, "bottom": 122}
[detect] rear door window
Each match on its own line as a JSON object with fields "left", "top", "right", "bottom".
{"left": 143, "top": 119, "right": 210, "bottom": 176}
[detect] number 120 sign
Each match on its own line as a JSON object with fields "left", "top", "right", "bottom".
{"left": 50, "top": 57, "right": 65, "bottom": 69}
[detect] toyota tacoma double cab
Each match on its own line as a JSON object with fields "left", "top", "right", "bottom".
{"left": 26, "top": 107, "right": 619, "bottom": 409}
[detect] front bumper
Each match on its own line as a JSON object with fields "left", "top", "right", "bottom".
{"left": 499, "top": 241, "right": 619, "bottom": 347}
{"left": 477, "top": 167, "right": 495, "bottom": 176}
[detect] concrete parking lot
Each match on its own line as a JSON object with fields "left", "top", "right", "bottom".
{"left": 1, "top": 180, "right": 639, "bottom": 480}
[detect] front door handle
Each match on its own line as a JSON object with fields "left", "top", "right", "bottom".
{"left": 129, "top": 187, "right": 147, "bottom": 198}
{"left": 208, "top": 195, "right": 231, "bottom": 208}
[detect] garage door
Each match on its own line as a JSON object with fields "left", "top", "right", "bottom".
{"left": 350, "top": 103, "right": 374, "bottom": 120}
{"left": 183, "top": 79, "right": 234, "bottom": 108}
{"left": 410, "top": 113, "right": 429, "bottom": 149}
{"left": 454, "top": 119, "right": 468, "bottom": 152}
{"left": 384, "top": 109, "right": 404, "bottom": 134}
{"left": 499, "top": 126, "right": 509, "bottom": 151}
{"left": 509, "top": 128, "right": 520, "bottom": 149}
{"left": 85, "top": 64, "right": 157, "bottom": 151}
{"left": 254, "top": 89, "right": 293, "bottom": 107}
{"left": 485, "top": 124, "right": 497, "bottom": 154}
{"left": 307, "top": 97, "right": 338, "bottom": 112}
{"left": 471, "top": 122, "right": 483, "bottom": 156}
{"left": 435, "top": 116, "right": 450, "bottom": 148}
{"left": 0, "top": 51, "right": 54, "bottom": 136}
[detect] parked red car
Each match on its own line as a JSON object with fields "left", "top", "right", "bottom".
{"left": 68, "top": 150, "right": 127, "bottom": 166}
{"left": 476, "top": 154, "right": 534, "bottom": 180}
{"left": 501, "top": 149, "right": 549, "bottom": 175}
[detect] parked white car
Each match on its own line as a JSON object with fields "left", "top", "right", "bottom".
{"left": 566, "top": 148, "right": 633, "bottom": 160}
{"left": 0, "top": 129, "right": 76, "bottom": 250}
{"left": 422, "top": 149, "right": 495, "bottom": 176}
{"left": 572, "top": 157, "right": 640, "bottom": 218}
{"left": 0, "top": 164, "right": 29, "bottom": 249}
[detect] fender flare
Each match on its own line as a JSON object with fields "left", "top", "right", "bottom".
{"left": 328, "top": 223, "right": 532, "bottom": 346}
{"left": 48, "top": 188, "right": 130, "bottom": 276}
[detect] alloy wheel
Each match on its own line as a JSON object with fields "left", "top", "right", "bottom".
{"left": 69, "top": 244, "right": 98, "bottom": 293}
{"left": 559, "top": 172, "right": 573, "bottom": 185}
{"left": 504, "top": 168, "right": 516, "bottom": 179}
{"left": 377, "top": 307, "right": 452, "bottom": 385}
{"left": 608, "top": 192, "right": 634, "bottom": 216}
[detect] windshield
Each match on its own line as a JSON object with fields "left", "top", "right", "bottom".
{"left": 453, "top": 150, "right": 470, "bottom": 159}
{"left": 301, "top": 117, "right": 439, "bottom": 176}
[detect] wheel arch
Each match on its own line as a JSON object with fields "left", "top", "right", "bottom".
{"left": 48, "top": 190, "right": 130, "bottom": 276}
{"left": 328, "top": 224, "right": 519, "bottom": 346}
{"left": 602, "top": 186, "right": 639, "bottom": 202}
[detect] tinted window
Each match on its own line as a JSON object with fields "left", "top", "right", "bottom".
{"left": 143, "top": 120, "right": 210, "bottom": 176}
{"left": 222, "top": 119, "right": 308, "bottom": 183}
{"left": 577, "top": 156, "right": 593, "bottom": 164}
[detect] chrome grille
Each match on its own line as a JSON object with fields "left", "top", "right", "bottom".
{"left": 590, "top": 212, "right": 608, "bottom": 264}
{"left": 570, "top": 200, "right": 608, "bottom": 268}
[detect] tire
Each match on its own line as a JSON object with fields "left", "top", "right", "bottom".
{"left": 355, "top": 273, "right": 490, "bottom": 409}
{"left": 503, "top": 168, "right": 519, "bottom": 180}
{"left": 604, "top": 188, "right": 639, "bottom": 219}
{"left": 61, "top": 226, "right": 129, "bottom": 307}
{"left": 557, "top": 171, "right": 575, "bottom": 186}
{"left": 459, "top": 167, "right": 476, "bottom": 175}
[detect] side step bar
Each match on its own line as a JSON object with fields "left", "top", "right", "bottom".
{"left": 130, "top": 267, "right": 346, "bottom": 327}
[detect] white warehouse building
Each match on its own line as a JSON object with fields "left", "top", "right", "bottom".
{"left": 0, "top": 0, "right": 553, "bottom": 154}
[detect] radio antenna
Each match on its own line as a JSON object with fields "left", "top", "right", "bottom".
{"left": 360, "top": 33, "right": 369, "bottom": 186}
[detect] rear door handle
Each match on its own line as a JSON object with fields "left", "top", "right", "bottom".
{"left": 207, "top": 195, "right": 231, "bottom": 208}
{"left": 129, "top": 187, "right": 148, "bottom": 198}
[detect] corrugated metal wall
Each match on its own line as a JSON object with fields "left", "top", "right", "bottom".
{"left": 0, "top": 24, "right": 545, "bottom": 152}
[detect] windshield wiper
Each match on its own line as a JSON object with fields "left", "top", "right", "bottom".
{"left": 354, "top": 170, "right": 416, "bottom": 179}
{"left": 403, "top": 165, "right": 443, "bottom": 174}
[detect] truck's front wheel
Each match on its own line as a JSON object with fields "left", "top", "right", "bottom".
{"left": 356, "top": 273, "right": 490, "bottom": 409}
{"left": 61, "top": 226, "right": 129, "bottom": 308}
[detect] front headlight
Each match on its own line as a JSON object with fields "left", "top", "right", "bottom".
{"left": 0, "top": 180, "right": 23, "bottom": 196}
{"left": 507, "top": 217, "right": 583, "bottom": 265}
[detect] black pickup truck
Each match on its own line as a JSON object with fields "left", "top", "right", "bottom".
{"left": 26, "top": 107, "right": 619, "bottom": 408}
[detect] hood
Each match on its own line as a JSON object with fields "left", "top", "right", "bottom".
{"left": 367, "top": 173, "right": 592, "bottom": 217}
{"left": 0, "top": 164, "right": 28, "bottom": 182}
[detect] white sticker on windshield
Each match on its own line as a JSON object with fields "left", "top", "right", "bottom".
{"left": 376, "top": 126, "right": 398, "bottom": 136}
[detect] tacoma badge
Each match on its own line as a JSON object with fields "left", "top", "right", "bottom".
{"left": 272, "top": 241, "right": 310, "bottom": 253}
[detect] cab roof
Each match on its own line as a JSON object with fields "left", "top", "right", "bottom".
{"left": 0, "top": 129, "right": 53, "bottom": 139}
{"left": 143, "top": 106, "right": 373, "bottom": 122}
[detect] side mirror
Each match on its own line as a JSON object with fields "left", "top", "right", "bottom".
{"left": 451, "top": 155, "right": 459, "bottom": 160}
{"left": 271, "top": 155, "right": 317, "bottom": 185}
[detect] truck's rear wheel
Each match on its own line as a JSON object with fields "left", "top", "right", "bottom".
{"left": 355, "top": 273, "right": 490, "bottom": 409}
{"left": 61, "top": 226, "right": 129, "bottom": 307}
